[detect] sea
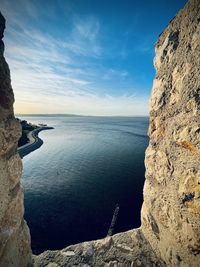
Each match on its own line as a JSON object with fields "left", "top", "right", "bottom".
{"left": 18, "top": 115, "right": 149, "bottom": 254}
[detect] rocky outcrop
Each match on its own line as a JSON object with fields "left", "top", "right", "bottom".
{"left": 34, "top": 230, "right": 162, "bottom": 267}
{"left": 142, "top": 0, "right": 200, "bottom": 265}
{"left": 0, "top": 12, "right": 32, "bottom": 267}
{"left": 34, "top": 0, "right": 200, "bottom": 266}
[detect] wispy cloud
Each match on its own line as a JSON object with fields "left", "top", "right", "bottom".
{"left": 74, "top": 16, "right": 100, "bottom": 41}
{"left": 15, "top": 91, "right": 149, "bottom": 116}
{"left": 102, "top": 69, "right": 128, "bottom": 80}
{"left": 62, "top": 16, "right": 102, "bottom": 57}
{"left": 1, "top": 0, "right": 150, "bottom": 116}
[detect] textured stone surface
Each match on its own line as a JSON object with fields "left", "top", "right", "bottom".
{"left": 34, "top": 0, "right": 200, "bottom": 266}
{"left": 0, "top": 12, "right": 32, "bottom": 267}
{"left": 141, "top": 0, "right": 200, "bottom": 266}
{"left": 34, "top": 230, "right": 162, "bottom": 267}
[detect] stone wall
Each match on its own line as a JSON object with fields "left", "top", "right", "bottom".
{"left": 142, "top": 0, "right": 200, "bottom": 266}
{"left": 0, "top": 12, "right": 32, "bottom": 267}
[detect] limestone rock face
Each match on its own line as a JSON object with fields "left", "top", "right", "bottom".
{"left": 0, "top": 12, "right": 32, "bottom": 266}
{"left": 141, "top": 0, "right": 200, "bottom": 266}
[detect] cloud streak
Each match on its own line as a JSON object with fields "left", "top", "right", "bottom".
{"left": 1, "top": 0, "right": 150, "bottom": 116}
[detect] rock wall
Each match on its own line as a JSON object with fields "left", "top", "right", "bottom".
{"left": 142, "top": 0, "right": 200, "bottom": 266}
{"left": 0, "top": 12, "right": 32, "bottom": 267}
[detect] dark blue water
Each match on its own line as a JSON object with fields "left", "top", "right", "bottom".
{"left": 20, "top": 116, "right": 149, "bottom": 254}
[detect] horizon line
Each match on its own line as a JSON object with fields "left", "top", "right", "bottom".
{"left": 16, "top": 113, "right": 149, "bottom": 117}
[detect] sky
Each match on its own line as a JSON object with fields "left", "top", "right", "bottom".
{"left": 1, "top": 0, "right": 187, "bottom": 116}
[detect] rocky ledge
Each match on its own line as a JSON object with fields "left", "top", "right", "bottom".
{"left": 34, "top": 230, "right": 162, "bottom": 267}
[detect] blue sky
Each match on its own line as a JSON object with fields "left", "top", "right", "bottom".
{"left": 1, "top": 0, "right": 187, "bottom": 115}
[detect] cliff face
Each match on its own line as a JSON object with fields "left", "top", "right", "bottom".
{"left": 142, "top": 0, "right": 200, "bottom": 265}
{"left": 0, "top": 12, "right": 32, "bottom": 267}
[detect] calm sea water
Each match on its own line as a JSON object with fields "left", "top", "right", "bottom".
{"left": 19, "top": 116, "right": 149, "bottom": 254}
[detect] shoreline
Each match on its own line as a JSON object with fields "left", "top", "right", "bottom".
{"left": 18, "top": 127, "right": 54, "bottom": 158}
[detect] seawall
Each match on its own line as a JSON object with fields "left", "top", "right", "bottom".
{"left": 18, "top": 127, "right": 54, "bottom": 158}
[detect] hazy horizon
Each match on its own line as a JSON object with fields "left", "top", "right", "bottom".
{"left": 1, "top": 0, "right": 187, "bottom": 115}
{"left": 16, "top": 113, "right": 149, "bottom": 117}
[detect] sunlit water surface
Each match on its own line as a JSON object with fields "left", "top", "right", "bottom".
{"left": 20, "top": 116, "right": 149, "bottom": 254}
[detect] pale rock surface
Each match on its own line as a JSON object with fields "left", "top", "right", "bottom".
{"left": 34, "top": 230, "right": 162, "bottom": 267}
{"left": 0, "top": 12, "right": 32, "bottom": 267}
{"left": 142, "top": 0, "right": 200, "bottom": 266}
{"left": 34, "top": 0, "right": 200, "bottom": 266}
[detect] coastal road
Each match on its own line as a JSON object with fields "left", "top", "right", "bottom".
{"left": 18, "top": 127, "right": 53, "bottom": 158}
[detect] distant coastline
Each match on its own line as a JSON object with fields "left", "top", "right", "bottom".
{"left": 16, "top": 114, "right": 149, "bottom": 118}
